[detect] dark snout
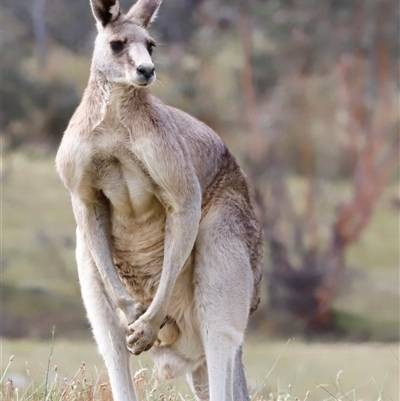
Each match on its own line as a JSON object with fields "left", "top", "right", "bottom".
{"left": 136, "top": 63, "right": 155, "bottom": 80}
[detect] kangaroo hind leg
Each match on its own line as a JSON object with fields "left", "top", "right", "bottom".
{"left": 186, "top": 362, "right": 209, "bottom": 401}
{"left": 194, "top": 207, "right": 254, "bottom": 401}
{"left": 234, "top": 346, "right": 250, "bottom": 401}
{"left": 76, "top": 229, "right": 137, "bottom": 401}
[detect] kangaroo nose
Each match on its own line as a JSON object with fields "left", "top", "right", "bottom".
{"left": 136, "top": 64, "right": 155, "bottom": 80}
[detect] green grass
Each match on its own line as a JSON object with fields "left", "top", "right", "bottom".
{"left": 1, "top": 338, "right": 399, "bottom": 400}
{"left": 2, "top": 151, "right": 77, "bottom": 296}
{"left": 347, "top": 205, "right": 400, "bottom": 271}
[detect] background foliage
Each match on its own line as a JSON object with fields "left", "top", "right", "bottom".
{"left": 1, "top": 0, "right": 399, "bottom": 341}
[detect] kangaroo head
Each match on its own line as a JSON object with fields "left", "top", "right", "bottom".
{"left": 90, "top": 0, "right": 161, "bottom": 88}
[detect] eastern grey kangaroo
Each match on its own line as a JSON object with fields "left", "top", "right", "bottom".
{"left": 55, "top": 1, "right": 263, "bottom": 400}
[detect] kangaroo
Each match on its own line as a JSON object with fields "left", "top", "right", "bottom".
{"left": 55, "top": 1, "right": 263, "bottom": 400}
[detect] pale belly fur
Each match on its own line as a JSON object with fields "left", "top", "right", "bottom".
{"left": 103, "top": 163, "right": 203, "bottom": 377}
{"left": 92, "top": 130, "right": 203, "bottom": 377}
{"left": 97, "top": 154, "right": 187, "bottom": 306}
{"left": 90, "top": 124, "right": 164, "bottom": 302}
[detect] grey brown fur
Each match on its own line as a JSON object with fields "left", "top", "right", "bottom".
{"left": 56, "top": 1, "right": 262, "bottom": 400}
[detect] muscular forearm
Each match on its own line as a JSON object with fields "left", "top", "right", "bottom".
{"left": 71, "top": 195, "right": 141, "bottom": 323}
{"left": 146, "top": 204, "right": 201, "bottom": 321}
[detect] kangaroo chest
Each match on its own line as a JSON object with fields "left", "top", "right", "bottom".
{"left": 90, "top": 124, "right": 167, "bottom": 304}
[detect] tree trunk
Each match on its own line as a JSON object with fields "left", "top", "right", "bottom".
{"left": 267, "top": 234, "right": 345, "bottom": 332}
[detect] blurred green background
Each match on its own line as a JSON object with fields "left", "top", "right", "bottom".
{"left": 1, "top": 0, "right": 399, "bottom": 399}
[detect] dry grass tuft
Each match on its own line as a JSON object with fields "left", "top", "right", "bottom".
{"left": 1, "top": 337, "right": 398, "bottom": 400}
{"left": 0, "top": 353, "right": 193, "bottom": 401}
{"left": 0, "top": 354, "right": 298, "bottom": 401}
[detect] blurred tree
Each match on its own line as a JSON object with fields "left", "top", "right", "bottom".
{"left": 32, "top": 0, "right": 47, "bottom": 66}
{"left": 1, "top": 43, "right": 79, "bottom": 151}
{"left": 235, "top": 0, "right": 399, "bottom": 333}
{"left": 2, "top": 0, "right": 399, "bottom": 337}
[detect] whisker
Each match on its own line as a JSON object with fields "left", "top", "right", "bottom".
{"left": 154, "top": 79, "right": 166, "bottom": 89}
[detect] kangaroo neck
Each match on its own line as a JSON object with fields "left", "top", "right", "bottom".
{"left": 83, "top": 70, "right": 158, "bottom": 137}
{"left": 88, "top": 70, "right": 150, "bottom": 111}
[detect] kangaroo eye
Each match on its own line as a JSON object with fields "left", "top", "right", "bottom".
{"left": 147, "top": 43, "right": 155, "bottom": 56}
{"left": 110, "top": 40, "right": 125, "bottom": 53}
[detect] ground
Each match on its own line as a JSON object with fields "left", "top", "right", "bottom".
{"left": 1, "top": 338, "right": 399, "bottom": 400}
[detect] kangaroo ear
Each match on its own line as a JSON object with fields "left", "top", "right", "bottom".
{"left": 127, "top": 0, "right": 162, "bottom": 28}
{"left": 90, "top": 0, "right": 120, "bottom": 27}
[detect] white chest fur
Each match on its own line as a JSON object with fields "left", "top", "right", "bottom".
{"left": 89, "top": 125, "right": 167, "bottom": 304}
{"left": 91, "top": 125, "right": 158, "bottom": 217}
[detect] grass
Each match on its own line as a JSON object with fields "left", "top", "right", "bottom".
{"left": 1, "top": 338, "right": 399, "bottom": 400}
